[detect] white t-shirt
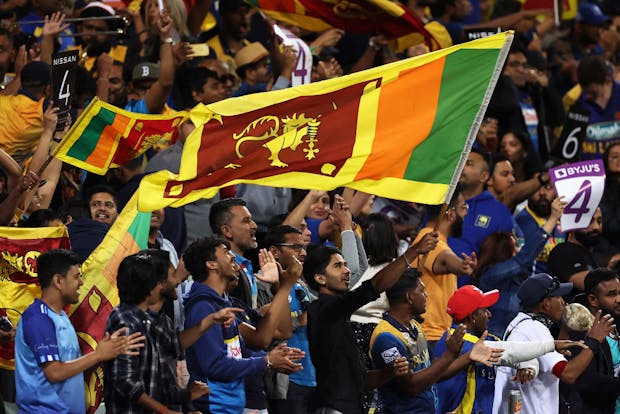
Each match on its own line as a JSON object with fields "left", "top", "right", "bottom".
{"left": 493, "top": 312, "right": 566, "bottom": 414}
{"left": 350, "top": 263, "right": 389, "bottom": 324}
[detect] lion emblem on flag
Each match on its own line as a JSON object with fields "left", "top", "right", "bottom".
{"left": 233, "top": 113, "right": 321, "bottom": 168}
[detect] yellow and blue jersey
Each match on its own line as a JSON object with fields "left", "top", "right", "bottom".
{"left": 435, "top": 326, "right": 500, "bottom": 414}
{"left": 369, "top": 314, "right": 437, "bottom": 413}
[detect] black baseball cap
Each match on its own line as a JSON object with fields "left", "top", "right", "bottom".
{"left": 21, "top": 61, "right": 51, "bottom": 87}
{"left": 518, "top": 273, "right": 573, "bottom": 307}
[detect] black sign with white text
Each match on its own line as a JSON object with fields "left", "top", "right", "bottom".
{"left": 51, "top": 50, "right": 79, "bottom": 131}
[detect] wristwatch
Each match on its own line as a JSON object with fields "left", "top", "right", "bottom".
{"left": 161, "top": 37, "right": 176, "bottom": 46}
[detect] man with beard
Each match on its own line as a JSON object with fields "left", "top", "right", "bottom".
{"left": 516, "top": 182, "right": 566, "bottom": 273}
{"left": 202, "top": 0, "right": 250, "bottom": 71}
{"left": 415, "top": 185, "right": 477, "bottom": 348}
{"left": 569, "top": 268, "right": 620, "bottom": 413}
{"left": 72, "top": 2, "right": 127, "bottom": 75}
{"left": 448, "top": 150, "right": 518, "bottom": 286}
{"left": 548, "top": 207, "right": 603, "bottom": 295}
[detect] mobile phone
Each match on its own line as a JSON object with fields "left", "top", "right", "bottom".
{"left": 157, "top": 0, "right": 164, "bottom": 12}
{"left": 189, "top": 43, "right": 210, "bottom": 57}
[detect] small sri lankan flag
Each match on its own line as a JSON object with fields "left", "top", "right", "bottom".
{"left": 54, "top": 98, "right": 188, "bottom": 175}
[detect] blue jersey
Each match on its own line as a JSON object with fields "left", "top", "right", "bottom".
{"left": 435, "top": 327, "right": 499, "bottom": 414}
{"left": 576, "top": 80, "right": 620, "bottom": 160}
{"left": 234, "top": 252, "right": 258, "bottom": 310}
{"left": 15, "top": 299, "right": 85, "bottom": 414}
{"left": 287, "top": 283, "right": 316, "bottom": 387}
{"left": 370, "top": 315, "right": 437, "bottom": 414}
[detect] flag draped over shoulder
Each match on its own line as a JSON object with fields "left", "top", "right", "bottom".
{"left": 245, "top": 0, "right": 436, "bottom": 51}
{"left": 68, "top": 193, "right": 150, "bottom": 414}
{"left": 0, "top": 226, "right": 70, "bottom": 369}
{"left": 54, "top": 97, "right": 187, "bottom": 175}
{"left": 138, "top": 32, "right": 513, "bottom": 212}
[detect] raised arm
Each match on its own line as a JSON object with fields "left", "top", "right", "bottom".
{"left": 371, "top": 231, "right": 438, "bottom": 293}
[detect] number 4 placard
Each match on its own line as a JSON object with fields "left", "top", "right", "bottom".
{"left": 550, "top": 160, "right": 605, "bottom": 232}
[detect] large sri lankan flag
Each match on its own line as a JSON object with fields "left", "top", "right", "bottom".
{"left": 245, "top": 0, "right": 437, "bottom": 51}
{"left": 0, "top": 226, "right": 70, "bottom": 369}
{"left": 54, "top": 97, "right": 187, "bottom": 175}
{"left": 137, "top": 32, "right": 513, "bottom": 212}
{"left": 68, "top": 193, "right": 150, "bottom": 413}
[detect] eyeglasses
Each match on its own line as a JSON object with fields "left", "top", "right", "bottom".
{"left": 452, "top": 203, "right": 469, "bottom": 213}
{"left": 275, "top": 243, "right": 306, "bottom": 253}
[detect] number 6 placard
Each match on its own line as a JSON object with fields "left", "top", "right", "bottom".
{"left": 550, "top": 160, "right": 605, "bottom": 232}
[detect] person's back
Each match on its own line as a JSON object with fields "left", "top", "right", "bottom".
{"left": 0, "top": 93, "right": 44, "bottom": 162}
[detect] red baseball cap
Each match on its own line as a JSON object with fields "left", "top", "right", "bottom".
{"left": 447, "top": 285, "right": 500, "bottom": 321}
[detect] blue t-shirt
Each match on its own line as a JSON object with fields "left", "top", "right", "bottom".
{"left": 576, "top": 80, "right": 620, "bottom": 160}
{"left": 287, "top": 283, "right": 316, "bottom": 387}
{"left": 449, "top": 190, "right": 520, "bottom": 286}
{"left": 435, "top": 327, "right": 498, "bottom": 414}
{"left": 234, "top": 252, "right": 258, "bottom": 310}
{"left": 125, "top": 98, "right": 150, "bottom": 114}
{"left": 370, "top": 315, "right": 437, "bottom": 414}
{"left": 15, "top": 299, "right": 85, "bottom": 414}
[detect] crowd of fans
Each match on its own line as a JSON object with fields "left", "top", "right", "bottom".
{"left": 0, "top": 0, "right": 619, "bottom": 412}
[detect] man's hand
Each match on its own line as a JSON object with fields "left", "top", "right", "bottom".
{"left": 281, "top": 257, "right": 302, "bottom": 287}
{"left": 390, "top": 356, "right": 409, "bottom": 377}
{"left": 470, "top": 331, "right": 504, "bottom": 367}
{"left": 410, "top": 231, "right": 438, "bottom": 256}
{"left": 174, "top": 257, "right": 190, "bottom": 283}
{"left": 42, "top": 12, "right": 69, "bottom": 37}
{"left": 266, "top": 342, "right": 304, "bottom": 374}
{"left": 157, "top": 11, "right": 173, "bottom": 39}
{"left": 445, "top": 324, "right": 465, "bottom": 358}
{"left": 460, "top": 252, "right": 477, "bottom": 275}
{"left": 19, "top": 171, "right": 40, "bottom": 193}
{"left": 188, "top": 380, "right": 209, "bottom": 400}
{"left": 586, "top": 310, "right": 615, "bottom": 342}
{"left": 549, "top": 197, "right": 565, "bottom": 221}
{"left": 173, "top": 42, "right": 192, "bottom": 68}
{"left": 43, "top": 103, "right": 59, "bottom": 132}
{"left": 281, "top": 44, "right": 298, "bottom": 76}
{"left": 512, "top": 367, "right": 535, "bottom": 384}
{"left": 256, "top": 249, "right": 280, "bottom": 285}
{"left": 330, "top": 194, "right": 353, "bottom": 231}
{"left": 95, "top": 327, "right": 146, "bottom": 361}
{"left": 208, "top": 307, "right": 243, "bottom": 326}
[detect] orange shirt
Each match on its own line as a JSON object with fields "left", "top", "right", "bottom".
{"left": 413, "top": 227, "right": 457, "bottom": 341}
